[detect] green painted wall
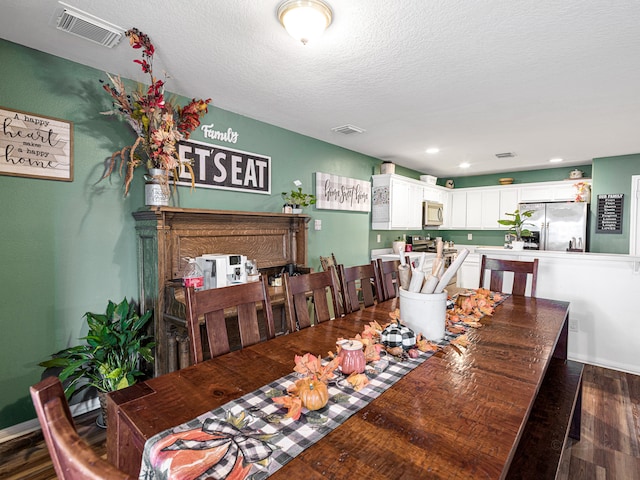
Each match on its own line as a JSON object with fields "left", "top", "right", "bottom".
{"left": 443, "top": 165, "right": 592, "bottom": 189}
{"left": 589, "top": 153, "right": 640, "bottom": 254}
{"left": 0, "top": 39, "right": 398, "bottom": 429}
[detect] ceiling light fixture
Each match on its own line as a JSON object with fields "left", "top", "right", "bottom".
{"left": 549, "top": 157, "right": 564, "bottom": 163}
{"left": 277, "top": 0, "right": 333, "bottom": 45}
{"left": 459, "top": 162, "right": 471, "bottom": 169}
{"left": 425, "top": 147, "right": 440, "bottom": 154}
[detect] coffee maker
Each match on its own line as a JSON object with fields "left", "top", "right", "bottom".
{"left": 195, "top": 255, "right": 228, "bottom": 289}
{"left": 225, "top": 254, "right": 247, "bottom": 284}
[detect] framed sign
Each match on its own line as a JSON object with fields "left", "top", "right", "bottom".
{"left": 177, "top": 138, "right": 271, "bottom": 194}
{"left": 596, "top": 193, "right": 624, "bottom": 234}
{"left": 315, "top": 172, "right": 371, "bottom": 212}
{"left": 0, "top": 107, "right": 73, "bottom": 181}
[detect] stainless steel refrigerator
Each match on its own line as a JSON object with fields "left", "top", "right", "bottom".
{"left": 518, "top": 202, "right": 589, "bottom": 251}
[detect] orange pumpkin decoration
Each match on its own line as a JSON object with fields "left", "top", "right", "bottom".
{"left": 295, "top": 377, "right": 329, "bottom": 411}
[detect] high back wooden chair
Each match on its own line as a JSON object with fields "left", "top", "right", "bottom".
{"left": 184, "top": 274, "right": 275, "bottom": 364}
{"left": 375, "top": 258, "right": 402, "bottom": 301}
{"left": 283, "top": 268, "right": 341, "bottom": 331}
{"left": 30, "top": 376, "right": 134, "bottom": 480}
{"left": 338, "top": 262, "right": 381, "bottom": 313}
{"left": 479, "top": 255, "right": 539, "bottom": 297}
{"left": 319, "top": 253, "right": 345, "bottom": 315}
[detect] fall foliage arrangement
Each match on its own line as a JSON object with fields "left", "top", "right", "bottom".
{"left": 101, "top": 28, "right": 211, "bottom": 195}
{"left": 273, "top": 288, "right": 503, "bottom": 420}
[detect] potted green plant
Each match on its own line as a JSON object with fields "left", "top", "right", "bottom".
{"left": 282, "top": 187, "right": 316, "bottom": 213}
{"left": 39, "top": 298, "right": 154, "bottom": 427}
{"left": 497, "top": 209, "right": 534, "bottom": 250}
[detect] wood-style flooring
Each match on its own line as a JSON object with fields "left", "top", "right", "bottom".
{"left": 0, "top": 364, "right": 638, "bottom": 479}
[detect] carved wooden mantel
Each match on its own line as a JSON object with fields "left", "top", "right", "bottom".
{"left": 133, "top": 207, "right": 310, "bottom": 375}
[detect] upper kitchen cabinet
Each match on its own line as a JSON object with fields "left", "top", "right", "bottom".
{"left": 519, "top": 180, "right": 591, "bottom": 203}
{"left": 446, "top": 180, "right": 590, "bottom": 230}
{"left": 372, "top": 174, "right": 449, "bottom": 230}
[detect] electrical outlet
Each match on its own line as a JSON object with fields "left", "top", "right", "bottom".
{"left": 314, "top": 219, "right": 321, "bottom": 230}
{"left": 377, "top": 234, "right": 381, "bottom": 243}
{"left": 569, "top": 318, "right": 578, "bottom": 332}
{"left": 467, "top": 233, "right": 473, "bottom": 240}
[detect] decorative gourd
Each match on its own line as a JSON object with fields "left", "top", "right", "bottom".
{"left": 296, "top": 377, "right": 329, "bottom": 411}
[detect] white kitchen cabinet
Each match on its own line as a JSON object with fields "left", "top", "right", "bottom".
{"left": 465, "top": 190, "right": 484, "bottom": 228}
{"left": 519, "top": 180, "right": 590, "bottom": 203}
{"left": 371, "top": 174, "right": 424, "bottom": 230}
{"left": 372, "top": 174, "right": 450, "bottom": 230}
{"left": 449, "top": 190, "right": 467, "bottom": 228}
{"left": 498, "top": 188, "right": 520, "bottom": 228}
{"left": 447, "top": 180, "right": 590, "bottom": 230}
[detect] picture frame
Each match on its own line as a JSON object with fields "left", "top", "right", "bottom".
{"left": 0, "top": 106, "right": 74, "bottom": 182}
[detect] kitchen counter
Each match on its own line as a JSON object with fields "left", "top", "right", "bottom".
{"left": 457, "top": 247, "right": 640, "bottom": 376}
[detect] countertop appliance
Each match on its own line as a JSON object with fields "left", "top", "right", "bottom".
{"left": 423, "top": 201, "right": 444, "bottom": 227}
{"left": 519, "top": 202, "right": 588, "bottom": 252}
{"left": 407, "top": 235, "right": 435, "bottom": 252}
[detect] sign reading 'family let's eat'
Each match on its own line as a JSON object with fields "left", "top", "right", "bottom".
{"left": 177, "top": 138, "right": 271, "bottom": 194}
{"left": 0, "top": 107, "right": 73, "bottom": 181}
{"left": 315, "top": 172, "right": 371, "bottom": 212}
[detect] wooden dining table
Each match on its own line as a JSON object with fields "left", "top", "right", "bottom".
{"left": 107, "top": 294, "right": 579, "bottom": 479}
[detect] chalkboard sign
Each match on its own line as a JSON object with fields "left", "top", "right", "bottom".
{"left": 596, "top": 193, "right": 624, "bottom": 234}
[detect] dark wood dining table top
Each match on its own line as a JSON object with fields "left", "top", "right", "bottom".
{"left": 107, "top": 295, "right": 570, "bottom": 479}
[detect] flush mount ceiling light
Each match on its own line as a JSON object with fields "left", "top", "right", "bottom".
{"left": 459, "top": 162, "right": 471, "bottom": 169}
{"left": 549, "top": 157, "right": 564, "bottom": 163}
{"left": 277, "top": 0, "right": 333, "bottom": 45}
{"left": 425, "top": 147, "right": 440, "bottom": 154}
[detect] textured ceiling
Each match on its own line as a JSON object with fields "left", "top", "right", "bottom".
{"left": 1, "top": 0, "right": 639, "bottom": 177}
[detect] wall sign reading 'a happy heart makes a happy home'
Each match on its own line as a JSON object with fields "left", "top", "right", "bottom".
{"left": 0, "top": 107, "right": 73, "bottom": 181}
{"left": 315, "top": 172, "right": 371, "bottom": 212}
{"left": 177, "top": 138, "right": 271, "bottom": 194}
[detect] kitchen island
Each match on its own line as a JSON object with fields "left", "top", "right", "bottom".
{"left": 458, "top": 246, "right": 640, "bottom": 376}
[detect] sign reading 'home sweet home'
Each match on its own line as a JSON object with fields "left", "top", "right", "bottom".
{"left": 177, "top": 138, "right": 271, "bottom": 194}
{"left": 315, "top": 172, "right": 371, "bottom": 212}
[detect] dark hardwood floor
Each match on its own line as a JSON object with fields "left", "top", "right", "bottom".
{"left": 1, "top": 364, "right": 638, "bottom": 479}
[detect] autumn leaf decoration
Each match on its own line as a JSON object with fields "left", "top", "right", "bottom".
{"left": 293, "top": 353, "right": 339, "bottom": 383}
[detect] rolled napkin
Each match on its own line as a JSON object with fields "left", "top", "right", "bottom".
{"left": 433, "top": 248, "right": 470, "bottom": 294}
{"left": 398, "top": 264, "right": 411, "bottom": 291}
{"left": 417, "top": 252, "right": 427, "bottom": 271}
{"left": 408, "top": 269, "right": 425, "bottom": 292}
{"left": 431, "top": 257, "right": 441, "bottom": 277}
{"left": 421, "top": 274, "right": 439, "bottom": 294}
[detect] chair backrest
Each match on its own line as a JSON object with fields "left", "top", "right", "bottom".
{"left": 479, "top": 255, "right": 539, "bottom": 297}
{"left": 283, "top": 268, "right": 341, "bottom": 331}
{"left": 375, "top": 258, "right": 402, "bottom": 301}
{"left": 184, "top": 274, "right": 275, "bottom": 364}
{"left": 319, "top": 253, "right": 345, "bottom": 316}
{"left": 338, "top": 262, "right": 380, "bottom": 313}
{"left": 30, "top": 376, "right": 133, "bottom": 480}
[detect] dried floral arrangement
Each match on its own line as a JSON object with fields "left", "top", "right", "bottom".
{"left": 101, "top": 28, "right": 211, "bottom": 195}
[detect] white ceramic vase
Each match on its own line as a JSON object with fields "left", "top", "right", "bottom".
{"left": 512, "top": 240, "right": 525, "bottom": 251}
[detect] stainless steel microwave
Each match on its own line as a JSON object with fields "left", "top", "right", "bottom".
{"left": 423, "top": 201, "right": 444, "bottom": 227}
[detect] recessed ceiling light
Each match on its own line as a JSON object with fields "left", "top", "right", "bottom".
{"left": 459, "top": 162, "right": 471, "bottom": 169}
{"left": 549, "top": 158, "right": 563, "bottom": 163}
{"left": 425, "top": 147, "right": 440, "bottom": 154}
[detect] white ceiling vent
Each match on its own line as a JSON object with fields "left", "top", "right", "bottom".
{"left": 495, "top": 152, "right": 516, "bottom": 158}
{"left": 54, "top": 3, "right": 123, "bottom": 48}
{"left": 331, "top": 124, "right": 366, "bottom": 135}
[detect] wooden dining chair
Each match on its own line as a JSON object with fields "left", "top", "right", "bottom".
{"left": 320, "top": 252, "right": 345, "bottom": 316}
{"left": 375, "top": 258, "right": 402, "bottom": 301}
{"left": 338, "top": 262, "right": 381, "bottom": 313}
{"left": 479, "top": 255, "right": 539, "bottom": 297}
{"left": 184, "top": 274, "right": 275, "bottom": 364}
{"left": 30, "top": 376, "right": 134, "bottom": 480}
{"left": 283, "top": 268, "right": 341, "bottom": 331}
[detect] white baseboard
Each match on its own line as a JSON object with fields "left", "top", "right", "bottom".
{"left": 0, "top": 397, "right": 99, "bottom": 444}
